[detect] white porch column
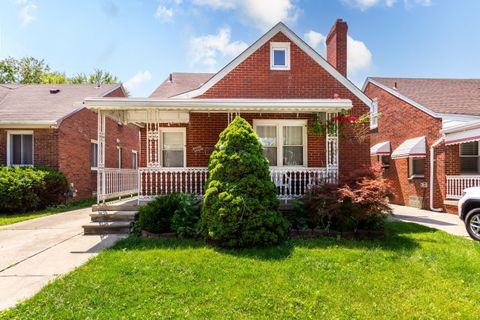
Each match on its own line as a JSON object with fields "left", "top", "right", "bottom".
{"left": 326, "top": 112, "right": 339, "bottom": 183}
{"left": 97, "top": 111, "right": 106, "bottom": 204}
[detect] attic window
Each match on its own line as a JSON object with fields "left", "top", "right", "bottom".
{"left": 270, "top": 42, "right": 290, "bottom": 70}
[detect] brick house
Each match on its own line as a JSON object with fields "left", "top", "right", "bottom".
{"left": 84, "top": 20, "right": 372, "bottom": 204}
{"left": 364, "top": 77, "right": 480, "bottom": 213}
{"left": 0, "top": 84, "right": 139, "bottom": 200}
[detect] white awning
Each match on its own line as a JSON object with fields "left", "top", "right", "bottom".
{"left": 442, "top": 121, "right": 480, "bottom": 145}
{"left": 391, "top": 136, "right": 426, "bottom": 159}
{"left": 370, "top": 141, "right": 391, "bottom": 156}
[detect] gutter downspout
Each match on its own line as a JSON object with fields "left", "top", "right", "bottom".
{"left": 430, "top": 137, "right": 444, "bottom": 212}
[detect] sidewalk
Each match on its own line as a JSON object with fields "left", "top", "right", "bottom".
{"left": 0, "top": 208, "right": 126, "bottom": 310}
{"left": 390, "top": 204, "right": 470, "bottom": 239}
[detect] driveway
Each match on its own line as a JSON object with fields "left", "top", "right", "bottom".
{"left": 0, "top": 208, "right": 126, "bottom": 310}
{"left": 390, "top": 204, "right": 470, "bottom": 239}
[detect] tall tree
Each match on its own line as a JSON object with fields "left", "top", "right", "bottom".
{"left": 40, "top": 72, "right": 68, "bottom": 84}
{"left": 70, "top": 73, "right": 88, "bottom": 84}
{"left": 88, "top": 68, "right": 118, "bottom": 86}
{"left": 17, "top": 57, "right": 50, "bottom": 84}
{"left": 0, "top": 58, "right": 18, "bottom": 83}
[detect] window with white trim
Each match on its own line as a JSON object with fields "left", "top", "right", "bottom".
{"left": 409, "top": 157, "right": 425, "bottom": 178}
{"left": 161, "top": 128, "right": 185, "bottom": 167}
{"left": 460, "top": 141, "right": 479, "bottom": 174}
{"left": 370, "top": 98, "right": 378, "bottom": 129}
{"left": 90, "top": 141, "right": 98, "bottom": 170}
{"left": 254, "top": 120, "right": 307, "bottom": 167}
{"left": 270, "top": 42, "right": 290, "bottom": 70}
{"left": 7, "top": 131, "right": 33, "bottom": 166}
{"left": 131, "top": 151, "right": 138, "bottom": 169}
{"left": 378, "top": 155, "right": 390, "bottom": 168}
{"left": 116, "top": 147, "right": 122, "bottom": 169}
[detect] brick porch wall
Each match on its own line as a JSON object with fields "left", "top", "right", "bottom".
{"left": 139, "top": 113, "right": 327, "bottom": 168}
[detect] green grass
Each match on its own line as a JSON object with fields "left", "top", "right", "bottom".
{"left": 2, "top": 221, "right": 480, "bottom": 319}
{"left": 0, "top": 198, "right": 96, "bottom": 227}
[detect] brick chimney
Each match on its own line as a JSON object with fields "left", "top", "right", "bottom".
{"left": 326, "top": 19, "right": 348, "bottom": 77}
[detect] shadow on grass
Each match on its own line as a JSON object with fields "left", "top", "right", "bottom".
{"left": 110, "top": 221, "right": 435, "bottom": 261}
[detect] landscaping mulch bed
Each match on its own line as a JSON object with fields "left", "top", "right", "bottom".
{"left": 141, "top": 228, "right": 386, "bottom": 240}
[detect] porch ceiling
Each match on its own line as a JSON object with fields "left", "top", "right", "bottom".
{"left": 83, "top": 98, "right": 352, "bottom": 124}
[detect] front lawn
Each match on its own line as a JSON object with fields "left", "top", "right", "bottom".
{"left": 2, "top": 221, "right": 480, "bottom": 319}
{"left": 0, "top": 198, "right": 95, "bottom": 227}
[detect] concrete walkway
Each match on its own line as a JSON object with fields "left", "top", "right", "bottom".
{"left": 0, "top": 208, "right": 126, "bottom": 310}
{"left": 390, "top": 204, "right": 470, "bottom": 239}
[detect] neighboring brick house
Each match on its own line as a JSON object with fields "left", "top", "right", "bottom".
{"left": 364, "top": 77, "right": 480, "bottom": 213}
{"left": 84, "top": 20, "right": 372, "bottom": 203}
{"left": 0, "top": 84, "right": 139, "bottom": 199}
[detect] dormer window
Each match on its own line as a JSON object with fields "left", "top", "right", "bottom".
{"left": 270, "top": 42, "right": 290, "bottom": 70}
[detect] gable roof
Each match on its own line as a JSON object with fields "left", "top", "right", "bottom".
{"left": 150, "top": 73, "right": 215, "bottom": 98}
{"left": 365, "top": 77, "right": 480, "bottom": 117}
{"left": 0, "top": 83, "right": 122, "bottom": 127}
{"left": 172, "top": 22, "right": 372, "bottom": 106}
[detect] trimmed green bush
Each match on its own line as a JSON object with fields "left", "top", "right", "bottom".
{"left": 199, "top": 116, "right": 287, "bottom": 247}
{"left": 138, "top": 193, "right": 201, "bottom": 235}
{"left": 0, "top": 166, "right": 68, "bottom": 213}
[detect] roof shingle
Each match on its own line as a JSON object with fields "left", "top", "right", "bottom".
{"left": 0, "top": 83, "right": 121, "bottom": 125}
{"left": 370, "top": 77, "right": 480, "bottom": 116}
{"left": 149, "top": 73, "right": 215, "bottom": 98}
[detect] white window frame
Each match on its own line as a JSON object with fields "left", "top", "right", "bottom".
{"left": 270, "top": 42, "right": 291, "bottom": 70}
{"left": 90, "top": 139, "right": 98, "bottom": 171}
{"left": 253, "top": 119, "right": 307, "bottom": 167}
{"left": 370, "top": 98, "right": 378, "bottom": 129}
{"left": 159, "top": 127, "right": 186, "bottom": 168}
{"left": 6, "top": 130, "right": 34, "bottom": 167}
{"left": 460, "top": 141, "right": 480, "bottom": 174}
{"left": 409, "top": 157, "right": 425, "bottom": 179}
{"left": 378, "top": 155, "right": 390, "bottom": 168}
{"left": 131, "top": 150, "right": 138, "bottom": 169}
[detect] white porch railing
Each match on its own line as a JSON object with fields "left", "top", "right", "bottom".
{"left": 98, "top": 168, "right": 139, "bottom": 203}
{"left": 446, "top": 175, "right": 480, "bottom": 199}
{"left": 138, "top": 167, "right": 338, "bottom": 201}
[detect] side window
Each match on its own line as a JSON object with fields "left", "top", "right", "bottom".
{"left": 91, "top": 142, "right": 98, "bottom": 169}
{"left": 8, "top": 132, "right": 33, "bottom": 166}
{"left": 460, "top": 142, "right": 479, "bottom": 173}
{"left": 370, "top": 99, "right": 378, "bottom": 129}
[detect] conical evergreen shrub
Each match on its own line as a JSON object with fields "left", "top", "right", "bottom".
{"left": 199, "top": 116, "right": 287, "bottom": 247}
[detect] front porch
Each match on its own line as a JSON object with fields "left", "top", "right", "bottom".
{"left": 85, "top": 98, "right": 350, "bottom": 204}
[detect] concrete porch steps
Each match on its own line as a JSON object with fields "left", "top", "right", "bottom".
{"left": 83, "top": 205, "right": 139, "bottom": 235}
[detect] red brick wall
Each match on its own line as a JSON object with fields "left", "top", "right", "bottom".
{"left": 140, "top": 113, "right": 326, "bottom": 168}
{"left": 58, "top": 108, "right": 139, "bottom": 199}
{"left": 0, "top": 128, "right": 58, "bottom": 169}
{"left": 365, "top": 82, "right": 446, "bottom": 210}
{"left": 197, "top": 31, "right": 370, "bottom": 176}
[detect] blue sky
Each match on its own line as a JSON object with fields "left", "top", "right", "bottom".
{"left": 1, "top": 0, "right": 479, "bottom": 97}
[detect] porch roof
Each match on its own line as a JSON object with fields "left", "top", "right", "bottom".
{"left": 441, "top": 120, "right": 480, "bottom": 145}
{"left": 391, "top": 136, "right": 426, "bottom": 159}
{"left": 370, "top": 141, "right": 391, "bottom": 156}
{"left": 83, "top": 97, "right": 353, "bottom": 124}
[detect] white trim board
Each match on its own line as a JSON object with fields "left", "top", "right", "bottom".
{"left": 172, "top": 22, "right": 372, "bottom": 107}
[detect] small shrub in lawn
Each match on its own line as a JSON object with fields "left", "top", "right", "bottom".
{"left": 0, "top": 166, "right": 68, "bottom": 213}
{"left": 199, "top": 116, "right": 288, "bottom": 248}
{"left": 301, "top": 164, "right": 393, "bottom": 232}
{"left": 138, "top": 193, "right": 201, "bottom": 235}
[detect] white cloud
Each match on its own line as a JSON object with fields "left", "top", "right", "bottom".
{"left": 192, "top": 0, "right": 300, "bottom": 30}
{"left": 347, "top": 35, "right": 372, "bottom": 75}
{"left": 189, "top": 27, "right": 248, "bottom": 70}
{"left": 340, "top": 0, "right": 397, "bottom": 10}
{"left": 155, "top": 6, "right": 175, "bottom": 22}
{"left": 303, "top": 30, "right": 372, "bottom": 76}
{"left": 18, "top": 2, "right": 37, "bottom": 26}
{"left": 341, "top": 0, "right": 432, "bottom": 10}
{"left": 304, "top": 30, "right": 326, "bottom": 53}
{"left": 124, "top": 71, "right": 153, "bottom": 95}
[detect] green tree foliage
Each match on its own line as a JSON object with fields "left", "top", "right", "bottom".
{"left": 199, "top": 116, "right": 287, "bottom": 247}
{"left": 0, "top": 57, "right": 119, "bottom": 85}
{"left": 40, "top": 72, "right": 68, "bottom": 84}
